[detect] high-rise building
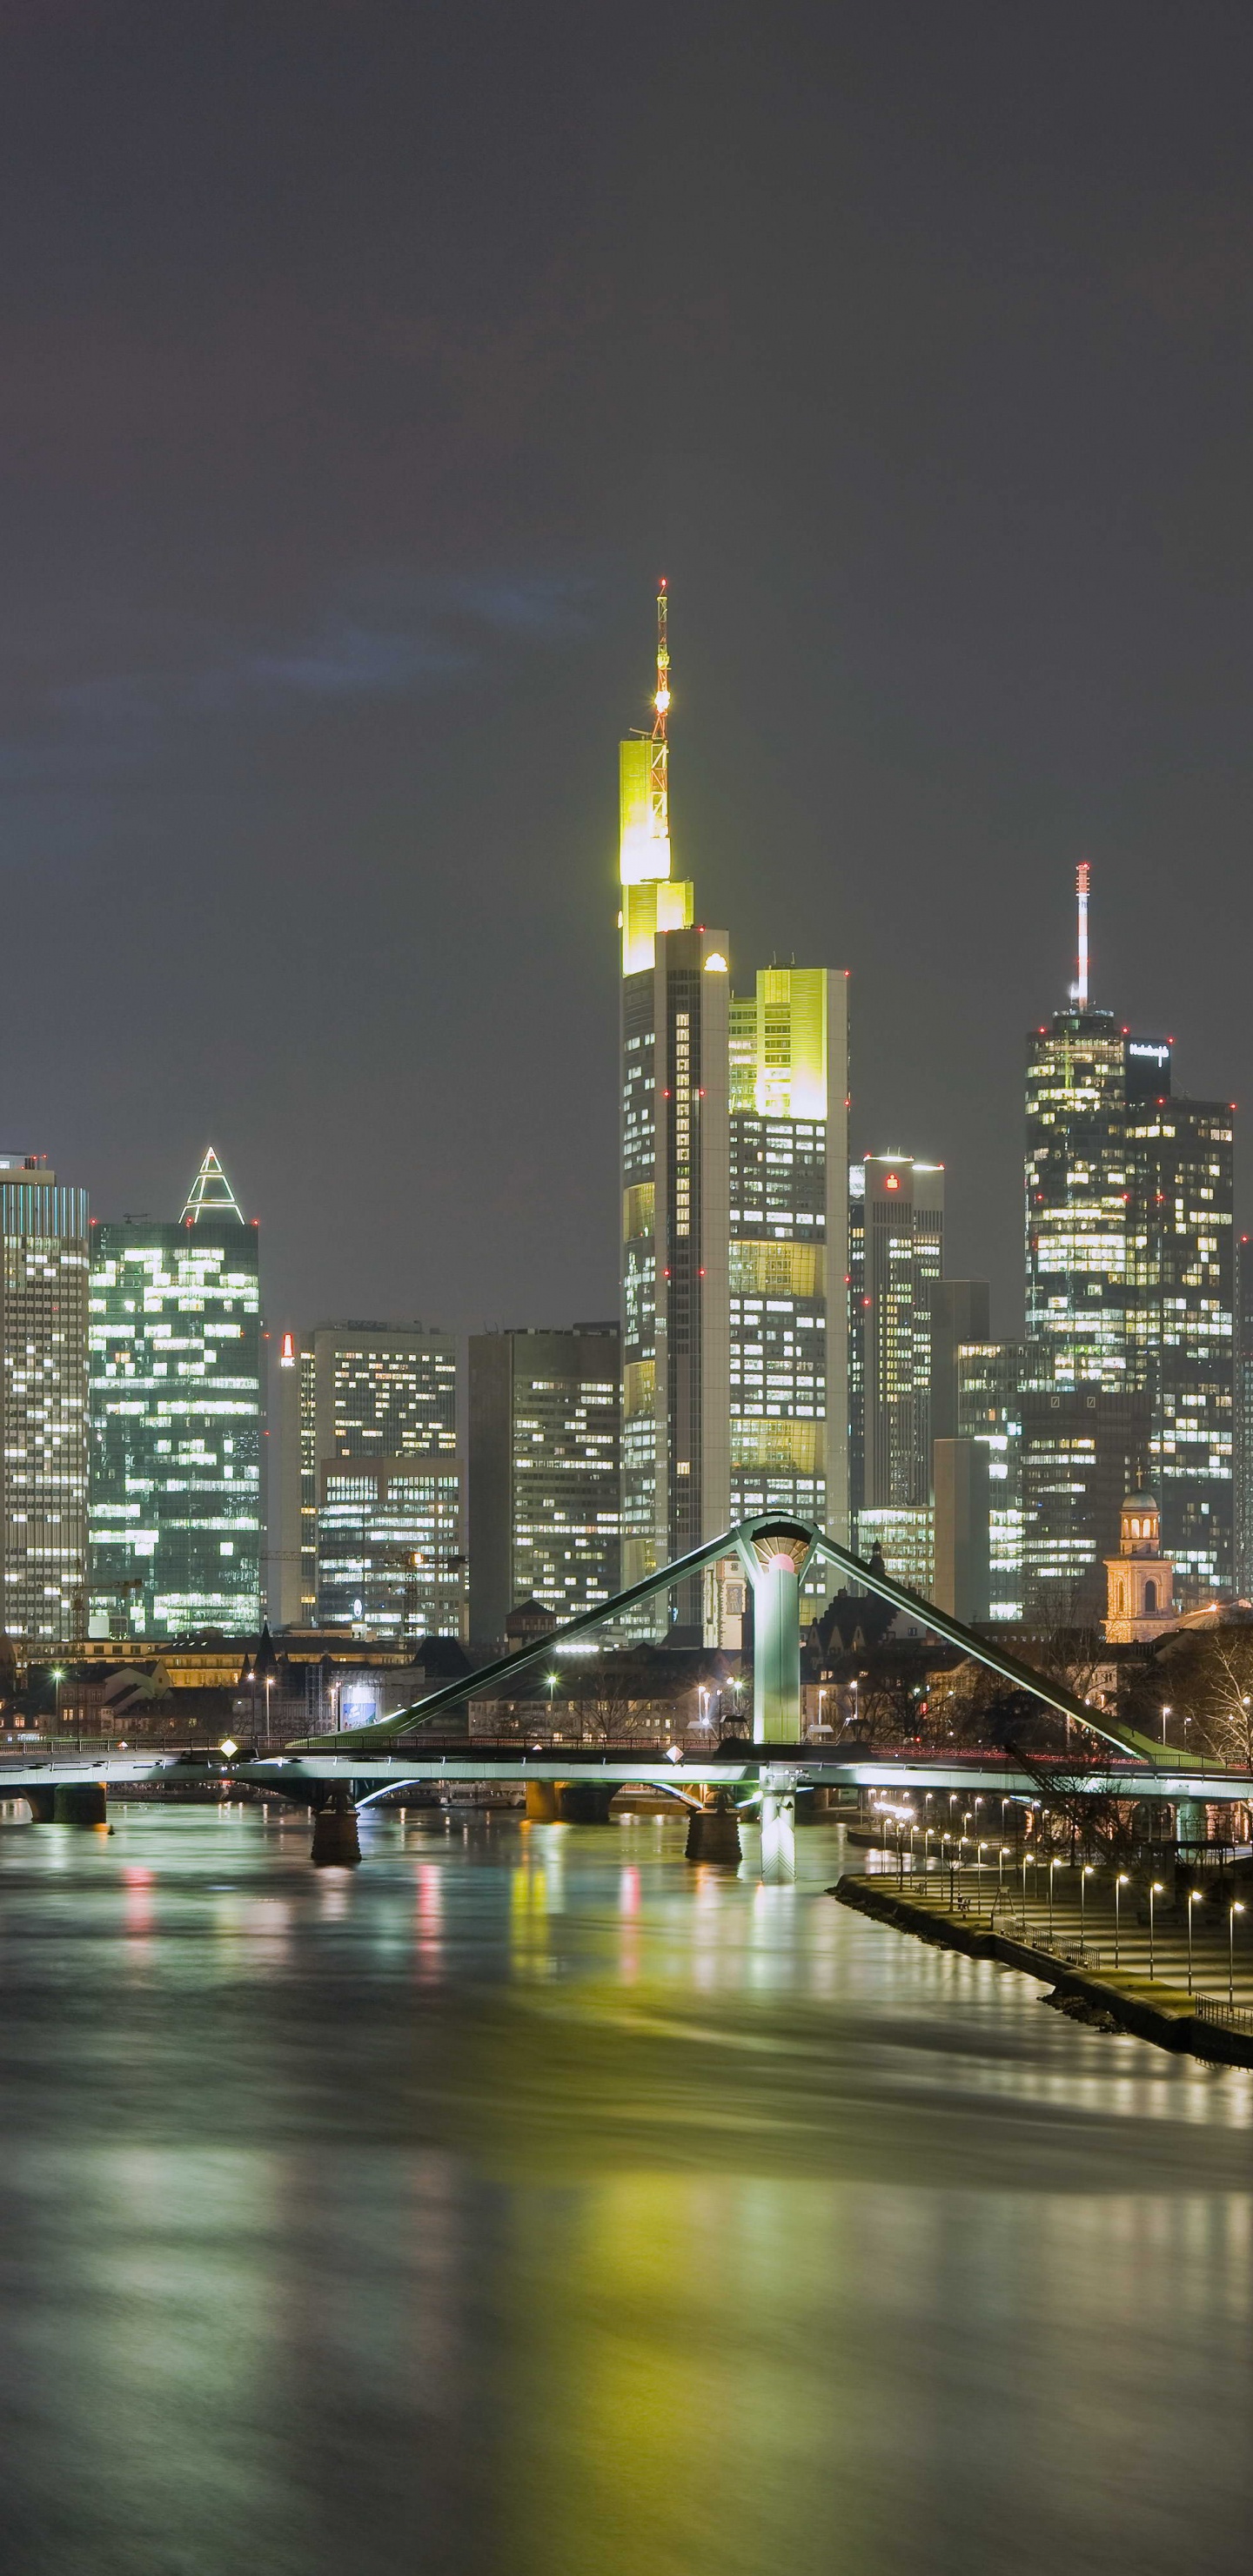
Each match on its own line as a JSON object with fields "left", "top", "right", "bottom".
{"left": 1026, "top": 1006, "right": 1129, "bottom": 1391}
{"left": 929, "top": 1281, "right": 991, "bottom": 1443}
{"left": 271, "top": 1329, "right": 305, "bottom": 1628}
{"left": 1023, "top": 873, "right": 1233, "bottom": 1603}
{"left": 468, "top": 1325, "right": 620, "bottom": 1645}
{"left": 88, "top": 1150, "right": 262, "bottom": 1638}
{"left": 727, "top": 968, "right": 849, "bottom": 1560}
{"left": 1235, "top": 1236, "right": 1253, "bottom": 1600}
{"left": 1125, "top": 1080, "right": 1234, "bottom": 1600}
{"left": 617, "top": 587, "right": 849, "bottom": 1631}
{"left": 1021, "top": 1385, "right": 1151, "bottom": 1624}
{"left": 848, "top": 1155, "right": 944, "bottom": 1520}
{"left": 0, "top": 1154, "right": 90, "bottom": 1644}
{"left": 955, "top": 1339, "right": 1025, "bottom": 1620}
{"left": 299, "top": 1325, "right": 462, "bottom": 1639}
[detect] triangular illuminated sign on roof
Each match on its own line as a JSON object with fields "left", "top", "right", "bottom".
{"left": 180, "top": 1148, "right": 245, "bottom": 1225}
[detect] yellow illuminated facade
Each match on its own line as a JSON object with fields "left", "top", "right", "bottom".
{"left": 616, "top": 595, "right": 849, "bottom": 1626}
{"left": 727, "top": 969, "right": 848, "bottom": 1580}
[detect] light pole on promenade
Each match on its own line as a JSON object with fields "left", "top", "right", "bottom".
{"left": 1187, "top": 1888, "right": 1203, "bottom": 1997}
{"left": 1149, "top": 1881, "right": 1163, "bottom": 1981}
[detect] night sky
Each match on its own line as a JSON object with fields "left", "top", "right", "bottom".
{"left": 3, "top": 3, "right": 1252, "bottom": 1347}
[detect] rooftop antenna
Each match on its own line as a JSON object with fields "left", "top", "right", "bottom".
{"left": 1074, "top": 862, "right": 1090, "bottom": 1008}
{"left": 649, "top": 578, "right": 669, "bottom": 849}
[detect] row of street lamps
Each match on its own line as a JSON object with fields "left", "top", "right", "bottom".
{"left": 870, "top": 1796, "right": 1250, "bottom": 2011}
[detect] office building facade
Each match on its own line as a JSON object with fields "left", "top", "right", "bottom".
{"left": 88, "top": 1151, "right": 262, "bottom": 1638}
{"left": 1023, "top": 883, "right": 1233, "bottom": 1603}
{"left": 1125, "top": 1084, "right": 1234, "bottom": 1599}
{"left": 727, "top": 968, "right": 849, "bottom": 1558}
{"left": 1236, "top": 1235, "right": 1253, "bottom": 1600}
{"left": 617, "top": 589, "right": 851, "bottom": 1633}
{"left": 468, "top": 1325, "right": 620, "bottom": 1645}
{"left": 954, "top": 1338, "right": 1025, "bottom": 1620}
{"left": 849, "top": 1155, "right": 944, "bottom": 1525}
{"left": 0, "top": 1155, "right": 90, "bottom": 1643}
{"left": 300, "top": 1325, "right": 462, "bottom": 1640}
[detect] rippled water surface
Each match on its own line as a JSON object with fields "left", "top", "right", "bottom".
{"left": 0, "top": 1801, "right": 1250, "bottom": 2576}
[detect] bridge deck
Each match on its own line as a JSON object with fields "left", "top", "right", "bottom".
{"left": 1, "top": 1750, "right": 1250, "bottom": 1801}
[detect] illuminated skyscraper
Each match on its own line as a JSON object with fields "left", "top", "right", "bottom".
{"left": 0, "top": 1154, "right": 90, "bottom": 1643}
{"left": 1022, "top": 875, "right": 1233, "bottom": 1604}
{"left": 300, "top": 1325, "right": 462, "bottom": 1639}
{"left": 1025, "top": 1006, "right": 1129, "bottom": 1388}
{"left": 727, "top": 970, "right": 849, "bottom": 1572}
{"left": 848, "top": 1155, "right": 944, "bottom": 1516}
{"left": 1236, "top": 1236, "right": 1253, "bottom": 1600}
{"left": 617, "top": 588, "right": 849, "bottom": 1632}
{"left": 619, "top": 585, "right": 730, "bottom": 1627}
{"left": 468, "top": 1325, "right": 620, "bottom": 1644}
{"left": 1125, "top": 1078, "right": 1233, "bottom": 1598}
{"left": 88, "top": 1150, "right": 262, "bottom": 1637}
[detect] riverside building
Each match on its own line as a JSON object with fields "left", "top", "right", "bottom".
{"left": 88, "top": 1150, "right": 262, "bottom": 1638}
{"left": 0, "top": 1154, "right": 90, "bottom": 1643}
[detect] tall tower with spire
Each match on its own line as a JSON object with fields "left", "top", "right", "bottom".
{"left": 1021, "top": 872, "right": 1234, "bottom": 1613}
{"left": 88, "top": 1150, "right": 262, "bottom": 1639}
{"left": 619, "top": 586, "right": 730, "bottom": 1629}
{"left": 616, "top": 588, "right": 851, "bottom": 1631}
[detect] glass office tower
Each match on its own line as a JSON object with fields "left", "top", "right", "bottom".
{"left": 1024, "top": 942, "right": 1233, "bottom": 1600}
{"left": 300, "top": 1325, "right": 462, "bottom": 1639}
{"left": 617, "top": 590, "right": 850, "bottom": 1633}
{"left": 88, "top": 1151, "right": 262, "bottom": 1636}
{"left": 727, "top": 968, "right": 848, "bottom": 1583}
{"left": 0, "top": 1155, "right": 90, "bottom": 1642}
{"left": 468, "top": 1325, "right": 620, "bottom": 1644}
{"left": 1025, "top": 1007, "right": 1130, "bottom": 1391}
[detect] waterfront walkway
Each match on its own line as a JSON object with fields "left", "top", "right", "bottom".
{"left": 848, "top": 1854, "right": 1253, "bottom": 2055}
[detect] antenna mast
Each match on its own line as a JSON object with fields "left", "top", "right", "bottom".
{"left": 649, "top": 578, "right": 669, "bottom": 848}
{"left": 1075, "top": 862, "right": 1090, "bottom": 1009}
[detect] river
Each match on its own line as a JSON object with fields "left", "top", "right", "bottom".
{"left": 0, "top": 1800, "right": 1249, "bottom": 2575}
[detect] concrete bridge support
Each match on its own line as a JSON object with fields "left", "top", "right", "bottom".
{"left": 312, "top": 1788, "right": 361, "bottom": 1867}
{"left": 23, "top": 1788, "right": 57, "bottom": 1823}
{"left": 685, "top": 1791, "right": 741, "bottom": 1864}
{"left": 554, "top": 1781, "right": 617, "bottom": 1824}
{"left": 525, "top": 1781, "right": 560, "bottom": 1821}
{"left": 53, "top": 1783, "right": 108, "bottom": 1827}
{"left": 759, "top": 1774, "right": 797, "bottom": 1884}
{"left": 738, "top": 1520, "right": 815, "bottom": 1746}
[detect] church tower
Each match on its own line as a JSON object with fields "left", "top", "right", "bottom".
{"left": 1103, "top": 1489, "right": 1176, "bottom": 1642}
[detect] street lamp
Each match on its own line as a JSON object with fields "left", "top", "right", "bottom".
{"left": 976, "top": 1841, "right": 987, "bottom": 1905}
{"left": 1048, "top": 1856, "right": 1058, "bottom": 1944}
{"left": 1081, "top": 1863, "right": 1094, "bottom": 1944}
{"left": 998, "top": 1842, "right": 1008, "bottom": 1895}
{"left": 1161, "top": 1704, "right": 1171, "bottom": 1749}
{"left": 1149, "top": 1880, "right": 1163, "bottom": 1980}
{"left": 1115, "top": 1872, "right": 1129, "bottom": 1971}
{"left": 1230, "top": 1902, "right": 1245, "bottom": 2011}
{"left": 1187, "top": 1887, "right": 1203, "bottom": 1997}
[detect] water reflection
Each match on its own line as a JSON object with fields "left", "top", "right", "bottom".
{"left": 0, "top": 1803, "right": 1248, "bottom": 2576}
